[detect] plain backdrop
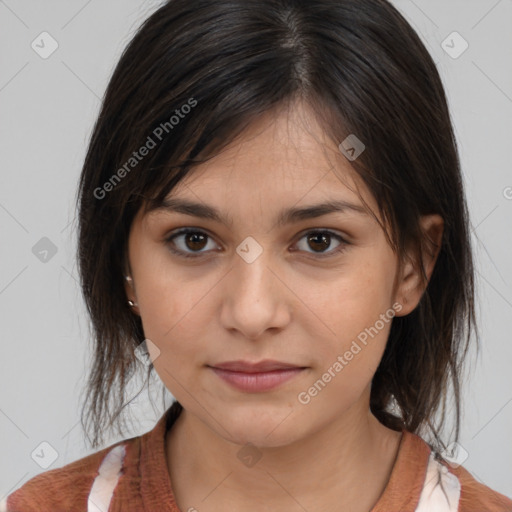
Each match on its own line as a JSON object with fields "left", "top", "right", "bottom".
{"left": 1, "top": 0, "right": 511, "bottom": 501}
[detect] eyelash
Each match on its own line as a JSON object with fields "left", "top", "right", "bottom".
{"left": 164, "top": 227, "right": 349, "bottom": 260}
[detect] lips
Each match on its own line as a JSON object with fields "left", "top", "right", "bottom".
{"left": 210, "top": 359, "right": 305, "bottom": 373}
{"left": 207, "top": 360, "right": 307, "bottom": 392}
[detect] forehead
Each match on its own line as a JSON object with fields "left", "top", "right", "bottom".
{"left": 142, "top": 102, "right": 381, "bottom": 227}
{"left": 172, "top": 105, "right": 371, "bottom": 204}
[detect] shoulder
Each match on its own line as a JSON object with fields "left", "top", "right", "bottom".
{"left": 414, "top": 445, "right": 512, "bottom": 512}
{"left": 1, "top": 436, "right": 141, "bottom": 512}
{"left": 391, "top": 431, "right": 512, "bottom": 512}
{"left": 444, "top": 458, "right": 512, "bottom": 512}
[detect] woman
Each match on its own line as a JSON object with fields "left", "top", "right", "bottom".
{"left": 3, "top": 0, "right": 511, "bottom": 510}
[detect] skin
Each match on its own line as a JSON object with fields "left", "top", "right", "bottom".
{"left": 124, "top": 100, "right": 443, "bottom": 512}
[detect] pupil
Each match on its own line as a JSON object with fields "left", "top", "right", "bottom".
{"left": 308, "top": 233, "right": 329, "bottom": 252}
{"left": 187, "top": 232, "right": 207, "bottom": 251}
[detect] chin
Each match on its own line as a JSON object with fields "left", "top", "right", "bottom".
{"left": 215, "top": 404, "right": 305, "bottom": 449}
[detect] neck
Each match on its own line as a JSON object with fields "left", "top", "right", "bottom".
{"left": 166, "top": 397, "right": 402, "bottom": 512}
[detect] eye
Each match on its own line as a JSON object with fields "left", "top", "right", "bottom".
{"left": 165, "top": 228, "right": 218, "bottom": 259}
{"left": 164, "top": 228, "right": 349, "bottom": 259}
{"left": 293, "top": 230, "right": 348, "bottom": 258}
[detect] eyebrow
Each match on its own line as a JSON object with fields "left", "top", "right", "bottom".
{"left": 151, "top": 197, "right": 368, "bottom": 227}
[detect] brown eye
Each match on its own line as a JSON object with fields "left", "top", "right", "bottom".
{"left": 165, "top": 227, "right": 348, "bottom": 260}
{"left": 183, "top": 232, "right": 208, "bottom": 251}
{"left": 294, "top": 230, "right": 347, "bottom": 258}
{"left": 165, "top": 228, "right": 217, "bottom": 258}
{"left": 307, "top": 232, "right": 331, "bottom": 252}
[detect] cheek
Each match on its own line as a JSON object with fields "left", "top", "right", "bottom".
{"left": 135, "top": 268, "right": 219, "bottom": 376}
{"left": 310, "top": 256, "right": 396, "bottom": 373}
{"left": 132, "top": 245, "right": 208, "bottom": 335}
{"left": 322, "top": 261, "right": 393, "bottom": 332}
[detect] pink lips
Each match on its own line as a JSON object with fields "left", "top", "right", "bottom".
{"left": 208, "top": 360, "right": 306, "bottom": 392}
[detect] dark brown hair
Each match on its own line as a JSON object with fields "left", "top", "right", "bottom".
{"left": 76, "top": 0, "right": 476, "bottom": 451}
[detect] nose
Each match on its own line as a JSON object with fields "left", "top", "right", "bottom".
{"left": 219, "top": 245, "right": 291, "bottom": 341}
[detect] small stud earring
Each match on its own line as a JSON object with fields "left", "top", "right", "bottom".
{"left": 126, "top": 277, "right": 137, "bottom": 307}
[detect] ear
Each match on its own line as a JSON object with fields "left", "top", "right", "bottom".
{"left": 393, "top": 214, "right": 444, "bottom": 316}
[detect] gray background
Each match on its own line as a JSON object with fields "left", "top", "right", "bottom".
{"left": 1, "top": 0, "right": 511, "bottom": 501}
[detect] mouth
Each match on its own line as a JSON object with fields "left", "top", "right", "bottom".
{"left": 207, "top": 359, "right": 308, "bottom": 392}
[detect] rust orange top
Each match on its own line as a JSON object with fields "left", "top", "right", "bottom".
{"left": 2, "top": 402, "right": 511, "bottom": 512}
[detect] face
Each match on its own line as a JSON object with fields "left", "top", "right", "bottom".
{"left": 125, "top": 102, "right": 421, "bottom": 448}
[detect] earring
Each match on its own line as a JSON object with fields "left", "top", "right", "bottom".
{"left": 125, "top": 277, "right": 137, "bottom": 307}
